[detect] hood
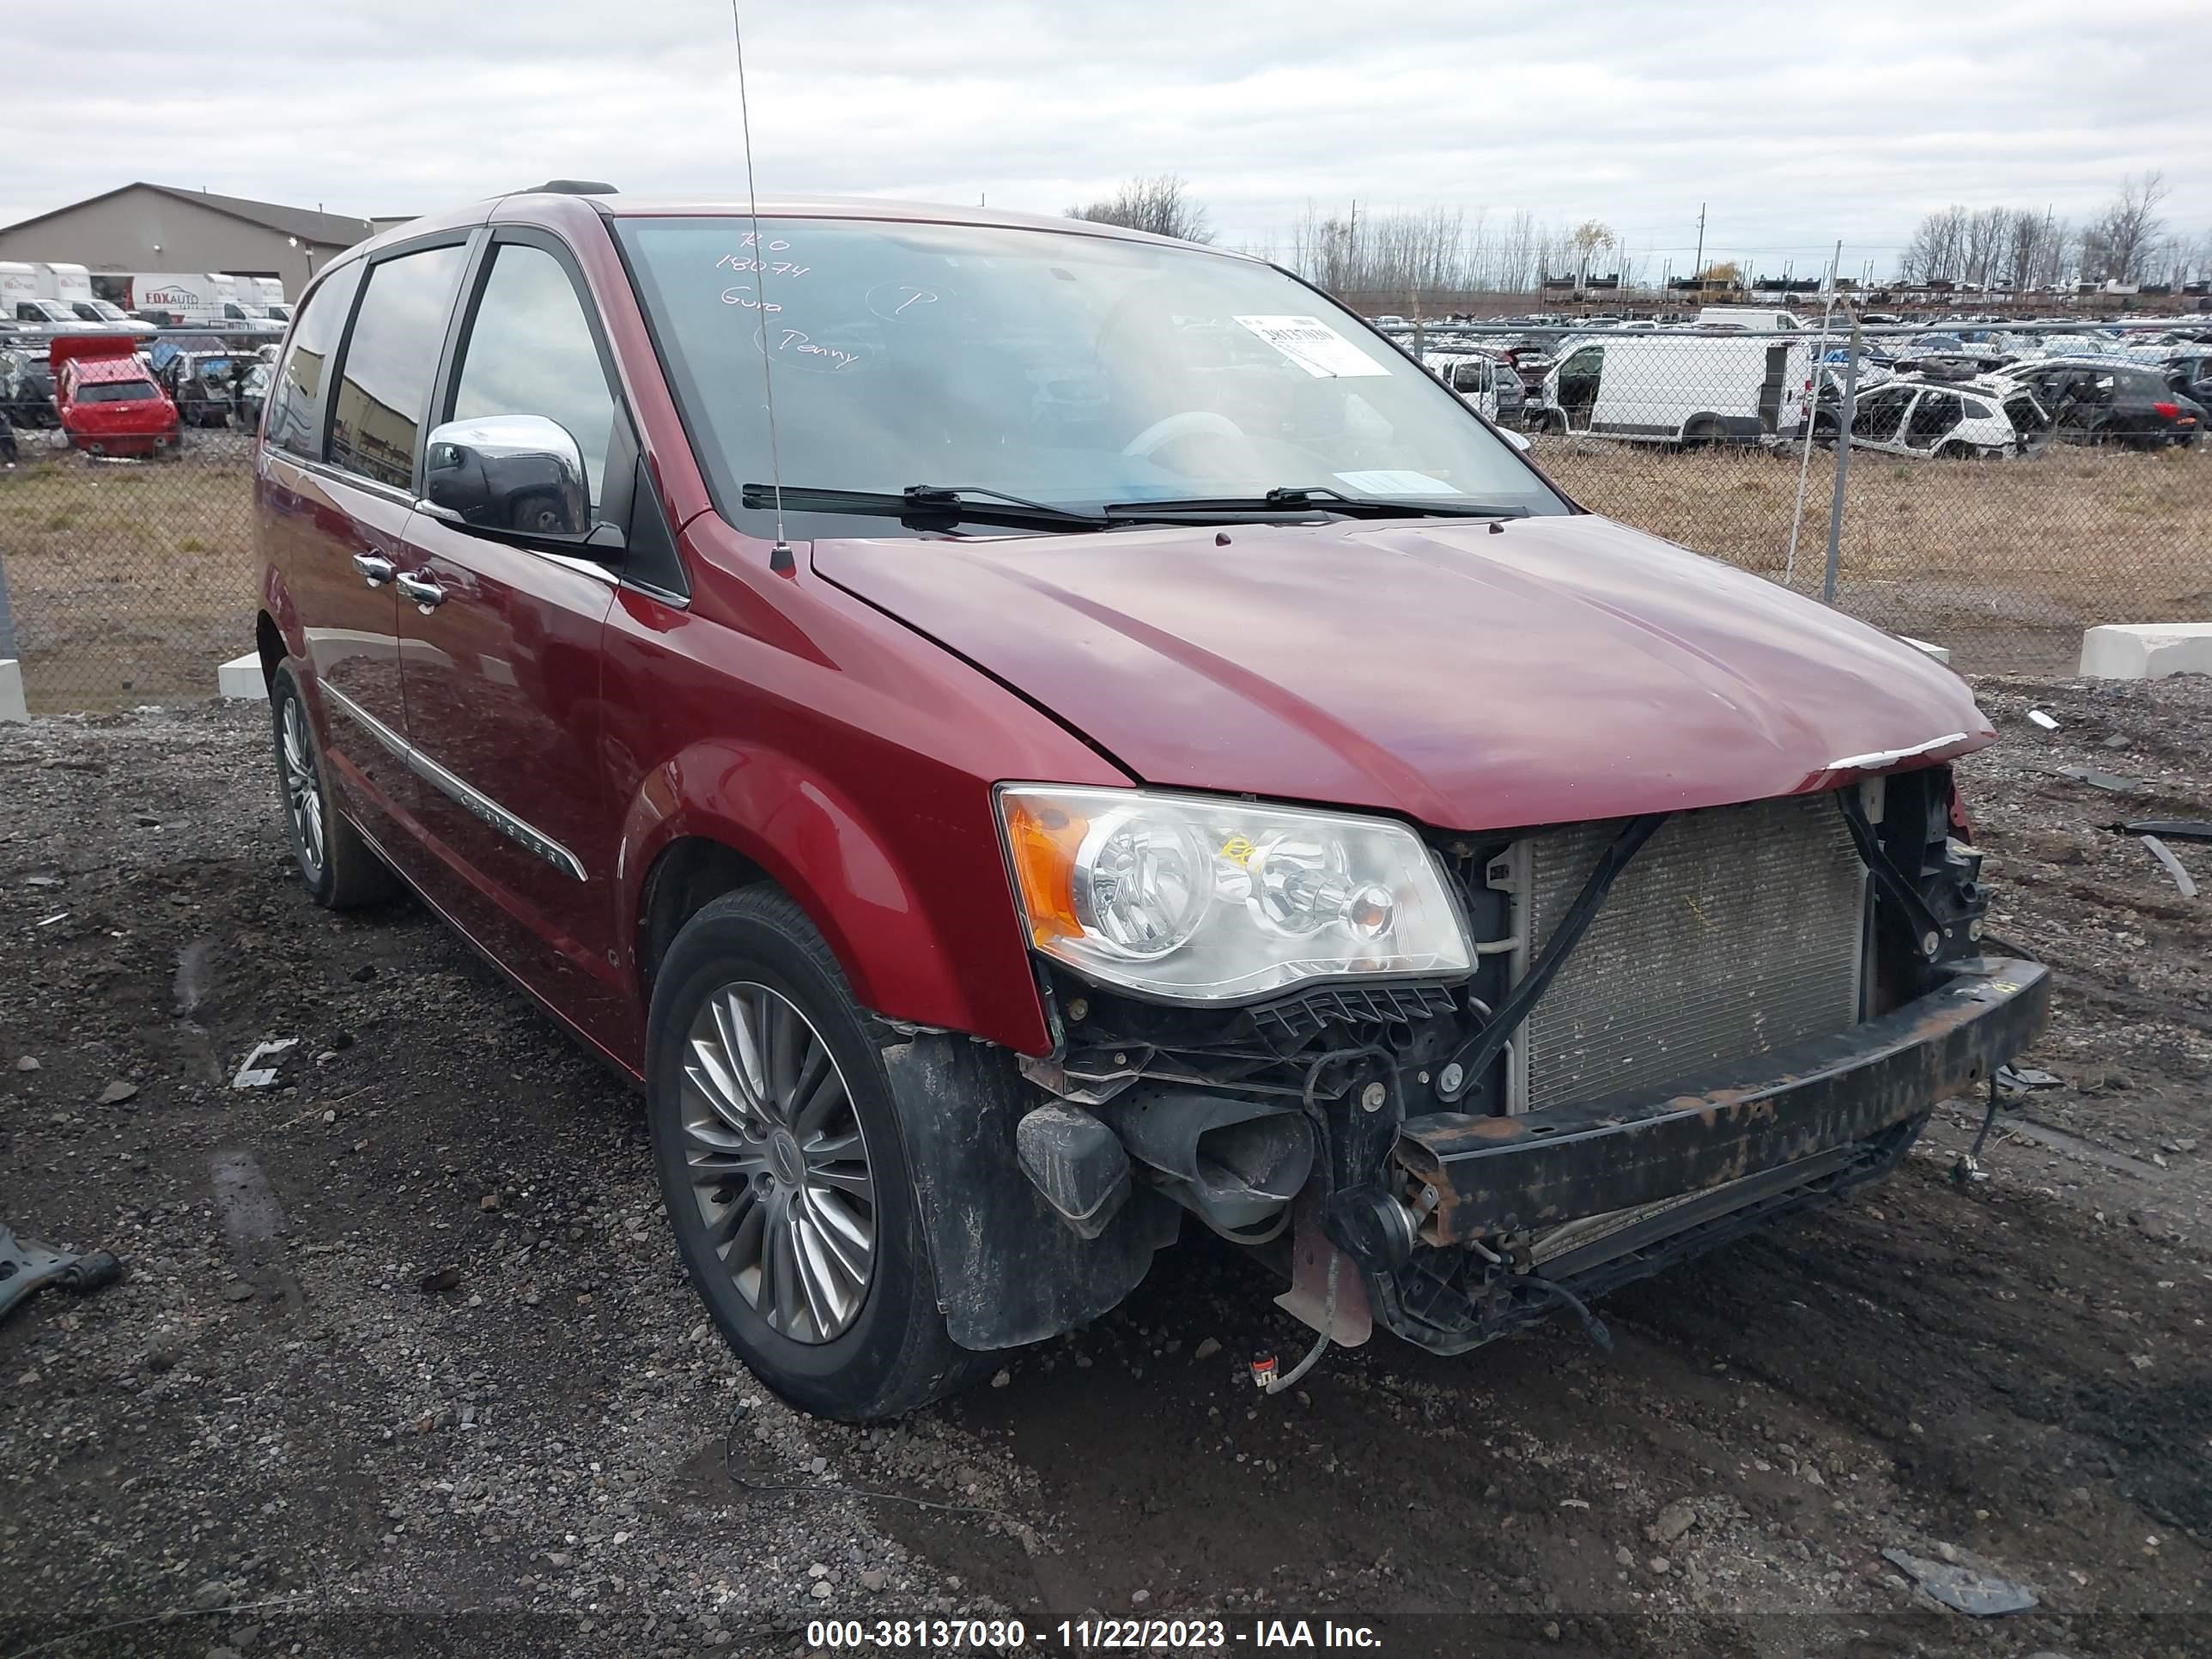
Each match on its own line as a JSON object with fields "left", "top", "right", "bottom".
{"left": 813, "top": 513, "right": 1992, "bottom": 832}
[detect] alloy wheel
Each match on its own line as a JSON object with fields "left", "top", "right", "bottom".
{"left": 280, "top": 696, "right": 325, "bottom": 881}
{"left": 680, "top": 982, "right": 877, "bottom": 1343}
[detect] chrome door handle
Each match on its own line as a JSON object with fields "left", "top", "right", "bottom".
{"left": 351, "top": 553, "right": 396, "bottom": 587}
{"left": 394, "top": 570, "right": 447, "bottom": 609}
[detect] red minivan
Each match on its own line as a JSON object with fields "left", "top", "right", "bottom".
{"left": 252, "top": 186, "right": 2047, "bottom": 1419}
{"left": 53, "top": 337, "right": 179, "bottom": 458}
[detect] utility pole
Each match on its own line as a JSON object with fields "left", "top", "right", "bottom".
{"left": 1692, "top": 203, "right": 1706, "bottom": 292}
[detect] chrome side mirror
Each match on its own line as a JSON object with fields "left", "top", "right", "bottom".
{"left": 419, "top": 415, "right": 589, "bottom": 537}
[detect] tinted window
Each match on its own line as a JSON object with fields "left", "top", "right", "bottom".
{"left": 448, "top": 243, "right": 617, "bottom": 507}
{"left": 328, "top": 244, "right": 468, "bottom": 489}
{"left": 265, "top": 258, "right": 364, "bottom": 459}
{"left": 77, "top": 380, "right": 161, "bottom": 404}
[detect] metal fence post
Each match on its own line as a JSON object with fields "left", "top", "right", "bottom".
{"left": 0, "top": 540, "right": 18, "bottom": 661}
{"left": 1821, "top": 311, "right": 1861, "bottom": 608}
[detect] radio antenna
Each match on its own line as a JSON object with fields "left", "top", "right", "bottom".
{"left": 731, "top": 0, "right": 793, "bottom": 574}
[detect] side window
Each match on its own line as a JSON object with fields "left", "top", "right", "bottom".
{"left": 1559, "top": 346, "right": 1603, "bottom": 377}
{"left": 1450, "top": 362, "right": 1483, "bottom": 394}
{"left": 447, "top": 243, "right": 619, "bottom": 507}
{"left": 1962, "top": 399, "right": 1993, "bottom": 421}
{"left": 264, "top": 258, "right": 364, "bottom": 460}
{"left": 328, "top": 244, "right": 469, "bottom": 489}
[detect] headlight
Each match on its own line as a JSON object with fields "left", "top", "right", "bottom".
{"left": 998, "top": 786, "right": 1471, "bottom": 1002}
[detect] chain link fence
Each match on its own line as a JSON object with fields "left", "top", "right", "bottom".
{"left": 2, "top": 319, "right": 2208, "bottom": 710}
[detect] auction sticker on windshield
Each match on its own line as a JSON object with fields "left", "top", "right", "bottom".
{"left": 1233, "top": 314, "right": 1391, "bottom": 378}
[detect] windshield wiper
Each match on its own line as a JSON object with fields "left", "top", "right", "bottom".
{"left": 1102, "top": 486, "right": 1531, "bottom": 521}
{"left": 739, "top": 483, "right": 1111, "bottom": 532}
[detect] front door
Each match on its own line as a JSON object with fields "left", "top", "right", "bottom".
{"left": 392, "top": 234, "right": 629, "bottom": 1041}
{"left": 300, "top": 240, "right": 475, "bottom": 824}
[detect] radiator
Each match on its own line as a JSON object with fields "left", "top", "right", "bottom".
{"left": 1505, "top": 792, "right": 1867, "bottom": 1114}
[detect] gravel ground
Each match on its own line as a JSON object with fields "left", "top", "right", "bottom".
{"left": 2, "top": 676, "right": 2208, "bottom": 1659}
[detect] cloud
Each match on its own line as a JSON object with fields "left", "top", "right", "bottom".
{"left": 2, "top": 0, "right": 2203, "bottom": 275}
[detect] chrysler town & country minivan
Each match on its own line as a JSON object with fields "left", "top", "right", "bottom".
{"left": 251, "top": 186, "right": 2047, "bottom": 1419}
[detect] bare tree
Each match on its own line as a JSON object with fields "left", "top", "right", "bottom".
{"left": 2081, "top": 171, "right": 2167, "bottom": 283}
{"left": 1066, "top": 174, "right": 1215, "bottom": 244}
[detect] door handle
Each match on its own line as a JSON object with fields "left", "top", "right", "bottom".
{"left": 351, "top": 553, "right": 396, "bottom": 587}
{"left": 394, "top": 570, "right": 447, "bottom": 609}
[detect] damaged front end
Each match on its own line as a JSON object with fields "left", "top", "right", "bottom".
{"left": 994, "top": 763, "right": 2048, "bottom": 1362}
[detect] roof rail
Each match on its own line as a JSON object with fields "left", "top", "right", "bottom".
{"left": 527, "top": 179, "right": 618, "bottom": 196}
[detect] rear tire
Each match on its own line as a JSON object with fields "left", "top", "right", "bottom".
{"left": 269, "top": 663, "right": 398, "bottom": 909}
{"left": 647, "top": 886, "right": 987, "bottom": 1421}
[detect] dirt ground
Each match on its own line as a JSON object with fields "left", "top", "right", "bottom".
{"left": 2, "top": 429, "right": 2205, "bottom": 709}
{"left": 2, "top": 675, "right": 2209, "bottom": 1659}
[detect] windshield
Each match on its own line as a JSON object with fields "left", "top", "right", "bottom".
{"left": 615, "top": 216, "right": 1567, "bottom": 537}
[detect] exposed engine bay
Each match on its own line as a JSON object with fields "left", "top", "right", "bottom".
{"left": 988, "top": 764, "right": 2047, "bottom": 1362}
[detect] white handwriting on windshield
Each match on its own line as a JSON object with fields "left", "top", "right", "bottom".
{"left": 719, "top": 285, "right": 781, "bottom": 314}
{"left": 716, "top": 254, "right": 811, "bottom": 276}
{"left": 772, "top": 330, "right": 859, "bottom": 369}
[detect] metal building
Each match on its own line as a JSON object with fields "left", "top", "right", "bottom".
{"left": 0, "top": 183, "right": 374, "bottom": 289}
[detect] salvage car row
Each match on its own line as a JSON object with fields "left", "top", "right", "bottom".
{"left": 2, "top": 335, "right": 275, "bottom": 456}
{"left": 1407, "top": 314, "right": 2209, "bottom": 456}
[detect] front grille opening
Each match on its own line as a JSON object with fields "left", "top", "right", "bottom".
{"left": 1510, "top": 792, "right": 1866, "bottom": 1113}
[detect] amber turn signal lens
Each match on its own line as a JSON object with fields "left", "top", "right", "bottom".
{"left": 1003, "top": 795, "right": 1089, "bottom": 944}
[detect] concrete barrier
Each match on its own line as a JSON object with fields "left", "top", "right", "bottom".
{"left": 0, "top": 659, "right": 24, "bottom": 724}
{"left": 216, "top": 653, "right": 268, "bottom": 702}
{"left": 2079, "top": 623, "right": 2212, "bottom": 681}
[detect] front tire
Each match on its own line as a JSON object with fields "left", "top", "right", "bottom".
{"left": 647, "top": 886, "right": 984, "bottom": 1420}
{"left": 269, "top": 663, "right": 397, "bottom": 908}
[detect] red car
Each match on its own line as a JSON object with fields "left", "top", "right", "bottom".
{"left": 251, "top": 188, "right": 2048, "bottom": 1420}
{"left": 52, "top": 337, "right": 179, "bottom": 458}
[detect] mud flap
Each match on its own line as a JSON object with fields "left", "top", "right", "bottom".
{"left": 884, "top": 1034, "right": 1179, "bottom": 1352}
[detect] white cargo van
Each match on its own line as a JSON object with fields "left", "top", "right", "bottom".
{"left": 246, "top": 276, "right": 290, "bottom": 322}
{"left": 0, "top": 262, "right": 40, "bottom": 315}
{"left": 1697, "top": 306, "right": 1805, "bottom": 332}
{"left": 5, "top": 259, "right": 135, "bottom": 331}
{"left": 34, "top": 264, "right": 144, "bottom": 331}
{"left": 1531, "top": 332, "right": 1813, "bottom": 446}
{"left": 115, "top": 273, "right": 230, "bottom": 324}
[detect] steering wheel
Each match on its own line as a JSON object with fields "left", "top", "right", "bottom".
{"left": 1121, "top": 409, "right": 1248, "bottom": 460}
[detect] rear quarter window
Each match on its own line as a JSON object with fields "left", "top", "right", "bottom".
{"left": 264, "top": 259, "right": 365, "bottom": 460}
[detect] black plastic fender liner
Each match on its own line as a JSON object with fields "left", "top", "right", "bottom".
{"left": 883, "top": 1034, "right": 1178, "bottom": 1352}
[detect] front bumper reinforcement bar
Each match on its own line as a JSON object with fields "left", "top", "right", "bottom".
{"left": 1392, "top": 957, "right": 2050, "bottom": 1245}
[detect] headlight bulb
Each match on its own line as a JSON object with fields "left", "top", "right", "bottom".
{"left": 1249, "top": 834, "right": 1352, "bottom": 936}
{"left": 1072, "top": 809, "right": 1212, "bottom": 959}
{"left": 1345, "top": 882, "right": 1396, "bottom": 939}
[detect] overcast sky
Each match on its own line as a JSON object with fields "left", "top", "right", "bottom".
{"left": 3, "top": 0, "right": 2205, "bottom": 278}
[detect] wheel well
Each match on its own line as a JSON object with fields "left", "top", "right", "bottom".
{"left": 255, "top": 611, "right": 284, "bottom": 688}
{"left": 636, "top": 836, "right": 771, "bottom": 1001}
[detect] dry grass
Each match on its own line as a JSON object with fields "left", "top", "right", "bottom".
{"left": 1, "top": 432, "right": 2205, "bottom": 708}
{"left": 1536, "top": 437, "right": 2212, "bottom": 668}
{"left": 0, "top": 446, "right": 258, "bottom": 711}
